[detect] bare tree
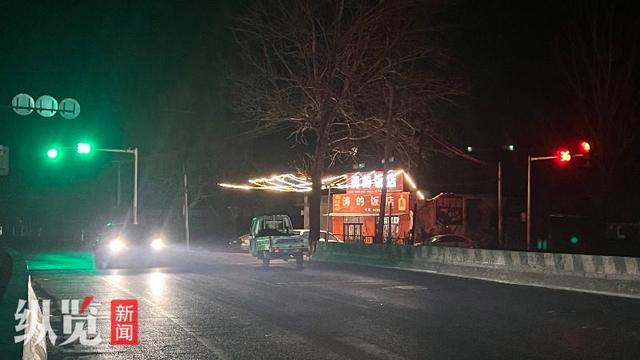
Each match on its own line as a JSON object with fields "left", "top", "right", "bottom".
{"left": 232, "top": 0, "right": 464, "bottom": 245}
{"left": 562, "top": 2, "right": 640, "bottom": 217}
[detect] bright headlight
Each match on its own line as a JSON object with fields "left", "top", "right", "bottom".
{"left": 150, "top": 238, "right": 164, "bottom": 251}
{"left": 109, "top": 238, "right": 126, "bottom": 252}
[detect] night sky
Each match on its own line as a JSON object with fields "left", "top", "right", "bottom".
{"left": 1, "top": 1, "right": 638, "bottom": 239}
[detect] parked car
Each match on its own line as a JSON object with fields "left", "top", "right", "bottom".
{"left": 228, "top": 233, "right": 251, "bottom": 251}
{"left": 94, "top": 223, "right": 168, "bottom": 268}
{"left": 293, "top": 229, "right": 344, "bottom": 243}
{"left": 414, "top": 234, "right": 477, "bottom": 248}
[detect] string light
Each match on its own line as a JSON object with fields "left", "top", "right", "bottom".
{"left": 219, "top": 170, "right": 424, "bottom": 195}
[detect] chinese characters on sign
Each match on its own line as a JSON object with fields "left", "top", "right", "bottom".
{"left": 14, "top": 296, "right": 139, "bottom": 347}
{"left": 347, "top": 171, "right": 403, "bottom": 192}
{"left": 333, "top": 192, "right": 410, "bottom": 214}
{"left": 111, "top": 299, "right": 138, "bottom": 345}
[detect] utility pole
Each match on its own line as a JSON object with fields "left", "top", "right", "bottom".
{"left": 326, "top": 185, "right": 331, "bottom": 233}
{"left": 498, "top": 161, "right": 503, "bottom": 248}
{"left": 133, "top": 148, "right": 139, "bottom": 225}
{"left": 183, "top": 171, "right": 190, "bottom": 250}
{"left": 116, "top": 161, "right": 122, "bottom": 208}
{"left": 410, "top": 128, "right": 425, "bottom": 245}
{"left": 387, "top": 202, "right": 393, "bottom": 242}
{"left": 526, "top": 155, "right": 532, "bottom": 251}
{"left": 376, "top": 85, "right": 394, "bottom": 244}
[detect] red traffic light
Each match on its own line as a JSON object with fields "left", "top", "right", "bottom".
{"left": 556, "top": 148, "right": 571, "bottom": 165}
{"left": 579, "top": 141, "right": 591, "bottom": 153}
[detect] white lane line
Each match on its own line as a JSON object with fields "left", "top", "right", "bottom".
{"left": 381, "top": 285, "right": 430, "bottom": 291}
{"left": 99, "top": 276, "right": 229, "bottom": 360}
{"left": 337, "top": 337, "right": 408, "bottom": 360}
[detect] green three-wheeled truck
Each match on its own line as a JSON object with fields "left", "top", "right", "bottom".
{"left": 249, "top": 214, "right": 309, "bottom": 269}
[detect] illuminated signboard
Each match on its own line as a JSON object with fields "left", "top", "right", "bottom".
{"left": 332, "top": 192, "right": 410, "bottom": 214}
{"left": 346, "top": 170, "right": 403, "bottom": 193}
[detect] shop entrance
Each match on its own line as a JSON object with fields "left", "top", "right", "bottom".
{"left": 343, "top": 216, "right": 364, "bottom": 242}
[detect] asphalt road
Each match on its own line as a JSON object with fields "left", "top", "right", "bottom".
{"left": 31, "top": 249, "right": 640, "bottom": 360}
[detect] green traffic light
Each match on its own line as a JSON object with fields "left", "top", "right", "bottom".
{"left": 77, "top": 143, "right": 91, "bottom": 154}
{"left": 47, "top": 148, "right": 59, "bottom": 159}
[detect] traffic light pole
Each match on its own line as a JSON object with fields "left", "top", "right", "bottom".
{"left": 526, "top": 153, "right": 584, "bottom": 250}
{"left": 97, "top": 147, "right": 139, "bottom": 225}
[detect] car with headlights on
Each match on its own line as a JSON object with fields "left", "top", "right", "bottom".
{"left": 94, "top": 224, "right": 168, "bottom": 268}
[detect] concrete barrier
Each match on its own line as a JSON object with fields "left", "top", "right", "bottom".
{"left": 22, "top": 276, "right": 47, "bottom": 360}
{"left": 0, "top": 249, "right": 28, "bottom": 359}
{"left": 314, "top": 243, "right": 640, "bottom": 282}
{"left": 0, "top": 249, "right": 49, "bottom": 360}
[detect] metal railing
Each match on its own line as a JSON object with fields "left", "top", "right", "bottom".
{"left": 337, "top": 234, "right": 411, "bottom": 245}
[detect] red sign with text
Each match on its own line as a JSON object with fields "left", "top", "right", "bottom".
{"left": 110, "top": 299, "right": 138, "bottom": 345}
{"left": 333, "top": 192, "right": 410, "bottom": 214}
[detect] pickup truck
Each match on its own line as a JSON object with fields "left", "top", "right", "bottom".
{"left": 249, "top": 214, "right": 308, "bottom": 268}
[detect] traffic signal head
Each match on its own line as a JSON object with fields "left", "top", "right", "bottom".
{"left": 579, "top": 141, "right": 591, "bottom": 154}
{"left": 77, "top": 142, "right": 91, "bottom": 154}
{"left": 556, "top": 148, "right": 571, "bottom": 165}
{"left": 47, "top": 148, "right": 59, "bottom": 159}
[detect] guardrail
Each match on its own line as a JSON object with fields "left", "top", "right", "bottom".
{"left": 314, "top": 243, "right": 640, "bottom": 281}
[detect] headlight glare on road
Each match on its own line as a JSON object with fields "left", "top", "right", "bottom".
{"left": 109, "top": 238, "right": 126, "bottom": 253}
{"left": 150, "top": 238, "right": 165, "bottom": 251}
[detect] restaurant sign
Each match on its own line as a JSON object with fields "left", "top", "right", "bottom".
{"left": 346, "top": 171, "right": 403, "bottom": 193}
{"left": 332, "top": 192, "right": 410, "bottom": 214}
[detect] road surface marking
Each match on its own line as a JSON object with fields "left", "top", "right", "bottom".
{"left": 382, "top": 285, "right": 430, "bottom": 291}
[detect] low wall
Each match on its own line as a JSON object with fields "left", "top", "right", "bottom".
{"left": 314, "top": 243, "right": 640, "bottom": 281}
